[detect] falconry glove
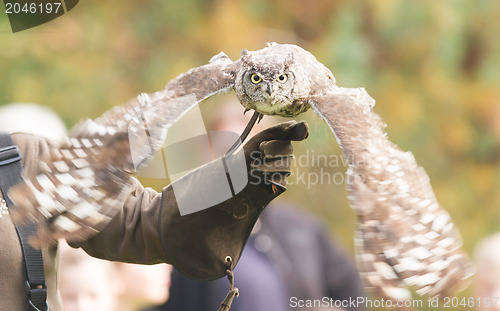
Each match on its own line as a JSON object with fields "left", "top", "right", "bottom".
{"left": 161, "top": 120, "right": 308, "bottom": 280}
{"left": 245, "top": 120, "right": 308, "bottom": 188}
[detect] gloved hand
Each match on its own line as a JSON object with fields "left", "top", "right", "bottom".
{"left": 160, "top": 120, "right": 309, "bottom": 280}
{"left": 244, "top": 120, "right": 309, "bottom": 189}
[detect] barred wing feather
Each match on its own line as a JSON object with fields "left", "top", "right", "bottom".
{"left": 311, "top": 87, "right": 474, "bottom": 302}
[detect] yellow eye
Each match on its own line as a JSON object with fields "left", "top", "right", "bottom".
{"left": 250, "top": 73, "right": 262, "bottom": 84}
{"left": 277, "top": 74, "right": 287, "bottom": 83}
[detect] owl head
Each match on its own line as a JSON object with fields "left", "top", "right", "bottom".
{"left": 234, "top": 43, "right": 336, "bottom": 117}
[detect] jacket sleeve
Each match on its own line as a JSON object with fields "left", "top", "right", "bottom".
{"left": 73, "top": 178, "right": 172, "bottom": 264}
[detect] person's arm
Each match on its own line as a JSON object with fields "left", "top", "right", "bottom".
{"left": 73, "top": 177, "right": 167, "bottom": 263}
{"left": 76, "top": 120, "right": 309, "bottom": 280}
{"left": 14, "top": 121, "right": 308, "bottom": 280}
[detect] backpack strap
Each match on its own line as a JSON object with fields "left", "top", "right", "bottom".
{"left": 0, "top": 132, "right": 48, "bottom": 311}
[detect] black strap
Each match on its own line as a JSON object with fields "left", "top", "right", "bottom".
{"left": 0, "top": 132, "right": 48, "bottom": 311}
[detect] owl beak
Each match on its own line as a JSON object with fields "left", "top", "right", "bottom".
{"left": 266, "top": 83, "right": 273, "bottom": 96}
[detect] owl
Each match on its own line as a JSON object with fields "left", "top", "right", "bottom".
{"left": 9, "top": 43, "right": 473, "bottom": 303}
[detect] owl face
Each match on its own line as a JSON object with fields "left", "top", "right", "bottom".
{"left": 239, "top": 66, "right": 296, "bottom": 114}
{"left": 235, "top": 45, "right": 311, "bottom": 117}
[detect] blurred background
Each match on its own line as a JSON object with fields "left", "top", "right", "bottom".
{"left": 1, "top": 0, "right": 500, "bottom": 309}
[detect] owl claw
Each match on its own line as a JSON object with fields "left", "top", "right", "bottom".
{"left": 243, "top": 108, "right": 251, "bottom": 115}
{"left": 257, "top": 114, "right": 264, "bottom": 123}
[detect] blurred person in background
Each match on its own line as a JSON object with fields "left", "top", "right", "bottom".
{"left": 146, "top": 99, "right": 365, "bottom": 311}
{"left": 60, "top": 241, "right": 173, "bottom": 311}
{"left": 59, "top": 241, "right": 121, "bottom": 311}
{"left": 474, "top": 233, "right": 500, "bottom": 311}
{"left": 0, "top": 103, "right": 67, "bottom": 142}
{"left": 115, "top": 262, "right": 173, "bottom": 311}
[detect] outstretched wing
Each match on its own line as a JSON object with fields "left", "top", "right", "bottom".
{"left": 8, "top": 53, "right": 241, "bottom": 247}
{"left": 310, "top": 87, "right": 474, "bottom": 302}
{"left": 9, "top": 132, "right": 134, "bottom": 247}
{"left": 72, "top": 53, "right": 241, "bottom": 171}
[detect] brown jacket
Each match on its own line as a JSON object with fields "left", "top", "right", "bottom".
{"left": 1, "top": 133, "right": 171, "bottom": 310}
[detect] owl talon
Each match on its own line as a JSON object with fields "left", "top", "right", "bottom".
{"left": 257, "top": 114, "right": 264, "bottom": 123}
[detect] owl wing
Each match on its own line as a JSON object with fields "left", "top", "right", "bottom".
{"left": 309, "top": 87, "right": 474, "bottom": 302}
{"left": 8, "top": 53, "right": 241, "bottom": 247}
{"left": 71, "top": 53, "right": 241, "bottom": 170}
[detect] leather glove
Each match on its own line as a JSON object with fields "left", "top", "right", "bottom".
{"left": 245, "top": 120, "right": 309, "bottom": 189}
{"left": 161, "top": 120, "right": 309, "bottom": 280}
